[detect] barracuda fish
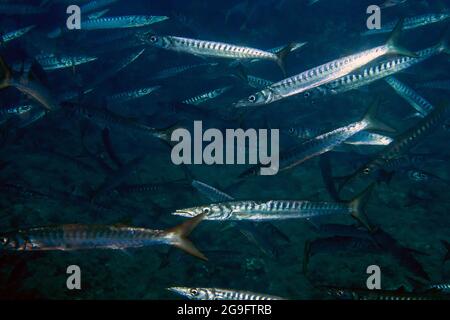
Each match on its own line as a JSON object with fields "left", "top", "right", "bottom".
{"left": 17, "top": 107, "right": 46, "bottom": 128}
{"left": 406, "top": 169, "right": 450, "bottom": 186}
{"left": 302, "top": 40, "right": 449, "bottom": 99}
{"left": 81, "top": 0, "right": 118, "bottom": 13}
{"left": 80, "top": 15, "right": 168, "bottom": 30}
{"left": 234, "top": 20, "right": 416, "bottom": 107}
{"left": 65, "top": 102, "right": 175, "bottom": 142}
{"left": 417, "top": 79, "right": 450, "bottom": 91}
{"left": 142, "top": 33, "right": 293, "bottom": 75}
{"left": 0, "top": 57, "right": 59, "bottom": 111}
{"left": 182, "top": 86, "right": 232, "bottom": 106}
{"left": 1, "top": 25, "right": 35, "bottom": 44}
{"left": 173, "top": 183, "right": 373, "bottom": 230}
{"left": 361, "top": 13, "right": 450, "bottom": 36}
{"left": 0, "top": 213, "right": 207, "bottom": 260}
{"left": 241, "top": 103, "right": 394, "bottom": 177}
{"left": 323, "top": 286, "right": 449, "bottom": 300}
{"left": 106, "top": 86, "right": 160, "bottom": 105}
{"left": 167, "top": 287, "right": 284, "bottom": 300}
{"left": 0, "top": 4, "right": 48, "bottom": 15}
{"left": 385, "top": 76, "right": 434, "bottom": 117}
{"left": 35, "top": 53, "right": 98, "bottom": 71}
{"left": 427, "top": 284, "right": 450, "bottom": 293}
{"left": 152, "top": 62, "right": 219, "bottom": 80}
{"left": 339, "top": 102, "right": 450, "bottom": 195}
{"left": 285, "top": 126, "right": 393, "bottom": 146}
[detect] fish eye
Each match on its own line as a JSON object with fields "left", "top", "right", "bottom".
{"left": 248, "top": 95, "right": 256, "bottom": 103}
{"left": 363, "top": 167, "right": 371, "bottom": 175}
{"left": 304, "top": 92, "right": 310, "bottom": 98}
{"left": 1, "top": 237, "right": 7, "bottom": 245}
{"left": 289, "top": 128, "right": 294, "bottom": 133}
{"left": 202, "top": 208, "right": 210, "bottom": 214}
{"left": 190, "top": 289, "right": 199, "bottom": 296}
{"left": 150, "top": 36, "right": 157, "bottom": 42}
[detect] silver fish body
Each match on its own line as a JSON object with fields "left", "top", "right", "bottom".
{"left": 235, "top": 20, "right": 413, "bottom": 107}
{"left": 35, "top": 54, "right": 98, "bottom": 71}
{"left": 182, "top": 86, "right": 232, "bottom": 105}
{"left": 80, "top": 15, "right": 168, "bottom": 30}
{"left": 191, "top": 180, "right": 234, "bottom": 202}
{"left": 106, "top": 86, "right": 160, "bottom": 105}
{"left": 174, "top": 200, "right": 357, "bottom": 221}
{"left": 362, "top": 13, "right": 450, "bottom": 36}
{"left": 1, "top": 25, "right": 35, "bottom": 43}
{"left": 303, "top": 44, "right": 443, "bottom": 98}
{"left": 152, "top": 62, "right": 218, "bottom": 80}
{"left": 384, "top": 76, "right": 434, "bottom": 116}
{"left": 168, "top": 287, "right": 284, "bottom": 300}
{"left": 417, "top": 80, "right": 450, "bottom": 91}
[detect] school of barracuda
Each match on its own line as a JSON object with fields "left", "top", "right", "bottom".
{"left": 0, "top": 0, "right": 449, "bottom": 300}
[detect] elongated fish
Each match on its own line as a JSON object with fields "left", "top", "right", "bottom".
{"left": 182, "top": 86, "right": 232, "bottom": 106}
{"left": 240, "top": 103, "right": 394, "bottom": 177}
{"left": 35, "top": 53, "right": 98, "bottom": 71}
{"left": 285, "top": 126, "right": 393, "bottom": 146}
{"left": 306, "top": 40, "right": 449, "bottom": 98}
{"left": 339, "top": 102, "right": 450, "bottom": 195}
{"left": 142, "top": 33, "right": 293, "bottom": 75}
{"left": 173, "top": 184, "right": 373, "bottom": 229}
{"left": 80, "top": 15, "right": 168, "bottom": 30}
{"left": 0, "top": 57, "right": 59, "bottom": 111}
{"left": 234, "top": 20, "right": 416, "bottom": 107}
{"left": 385, "top": 76, "right": 434, "bottom": 116}
{"left": 191, "top": 180, "right": 234, "bottom": 202}
{"left": 417, "top": 79, "right": 450, "bottom": 91}
{"left": 66, "top": 102, "right": 175, "bottom": 141}
{"left": 168, "top": 287, "right": 284, "bottom": 300}
{"left": 87, "top": 8, "right": 110, "bottom": 20}
{"left": 362, "top": 13, "right": 450, "bottom": 36}
{"left": 0, "top": 104, "right": 33, "bottom": 117}
{"left": 1, "top": 25, "right": 35, "bottom": 44}
{"left": 324, "top": 286, "right": 449, "bottom": 300}
{"left": 246, "top": 75, "right": 274, "bottom": 89}
{"left": 0, "top": 213, "right": 207, "bottom": 260}
{"left": 106, "top": 86, "right": 160, "bottom": 105}
{"left": 152, "top": 62, "right": 218, "bottom": 80}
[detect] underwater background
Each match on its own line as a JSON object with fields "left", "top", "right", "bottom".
{"left": 0, "top": 0, "right": 449, "bottom": 300}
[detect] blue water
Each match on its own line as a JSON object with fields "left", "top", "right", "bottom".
{"left": 0, "top": 0, "right": 449, "bottom": 299}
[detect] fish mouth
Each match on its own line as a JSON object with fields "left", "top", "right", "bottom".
{"left": 173, "top": 209, "right": 195, "bottom": 217}
{"left": 166, "top": 287, "right": 188, "bottom": 296}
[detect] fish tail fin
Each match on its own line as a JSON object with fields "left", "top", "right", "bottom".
{"left": 275, "top": 43, "right": 294, "bottom": 77}
{"left": 165, "top": 213, "right": 208, "bottom": 261}
{"left": 348, "top": 183, "right": 376, "bottom": 232}
{"left": 441, "top": 239, "right": 450, "bottom": 263}
{"left": 386, "top": 18, "right": 418, "bottom": 58}
{"left": 362, "top": 100, "right": 396, "bottom": 133}
{"left": 0, "top": 56, "right": 12, "bottom": 89}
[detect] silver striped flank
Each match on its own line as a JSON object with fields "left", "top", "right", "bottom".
{"left": 385, "top": 76, "right": 434, "bottom": 117}
{"left": 307, "top": 43, "right": 445, "bottom": 97}
{"left": 174, "top": 200, "right": 355, "bottom": 221}
{"left": 106, "top": 86, "right": 160, "bottom": 105}
{"left": 152, "top": 62, "right": 218, "bottom": 80}
{"left": 35, "top": 54, "right": 98, "bottom": 71}
{"left": 362, "top": 13, "right": 450, "bottom": 36}
{"left": 168, "top": 287, "right": 284, "bottom": 300}
{"left": 234, "top": 20, "right": 415, "bottom": 107}
{"left": 1, "top": 25, "right": 35, "bottom": 43}
{"left": 182, "top": 86, "right": 232, "bottom": 106}
{"left": 80, "top": 15, "right": 168, "bottom": 30}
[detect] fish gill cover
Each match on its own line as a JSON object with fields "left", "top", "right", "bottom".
{"left": 0, "top": 0, "right": 449, "bottom": 300}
